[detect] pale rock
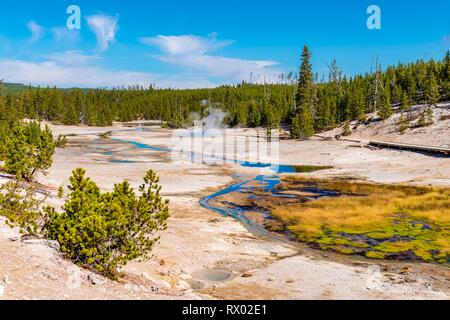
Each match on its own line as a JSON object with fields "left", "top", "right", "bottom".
{"left": 176, "top": 280, "right": 191, "bottom": 290}
{"left": 87, "top": 273, "right": 106, "bottom": 286}
{"left": 22, "top": 239, "right": 60, "bottom": 251}
{"left": 124, "top": 284, "right": 140, "bottom": 292}
{"left": 41, "top": 271, "right": 58, "bottom": 281}
{"left": 141, "top": 272, "right": 152, "bottom": 280}
{"left": 2, "top": 275, "right": 9, "bottom": 284}
{"left": 181, "top": 268, "right": 190, "bottom": 274}
{"left": 66, "top": 268, "right": 83, "bottom": 289}
{"left": 158, "top": 268, "right": 169, "bottom": 276}
{"left": 159, "top": 280, "right": 172, "bottom": 289}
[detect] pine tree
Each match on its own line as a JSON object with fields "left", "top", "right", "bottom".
{"left": 378, "top": 90, "right": 393, "bottom": 120}
{"left": 291, "top": 108, "right": 314, "bottom": 139}
{"left": 443, "top": 51, "right": 450, "bottom": 99}
{"left": 425, "top": 72, "right": 440, "bottom": 106}
{"left": 262, "top": 99, "right": 279, "bottom": 140}
{"left": 401, "top": 91, "right": 410, "bottom": 111}
{"left": 291, "top": 46, "right": 315, "bottom": 139}
{"left": 2, "top": 121, "right": 55, "bottom": 181}
{"left": 247, "top": 101, "right": 261, "bottom": 127}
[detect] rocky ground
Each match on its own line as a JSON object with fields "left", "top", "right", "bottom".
{"left": 1, "top": 111, "right": 449, "bottom": 300}
{"left": 321, "top": 103, "right": 450, "bottom": 148}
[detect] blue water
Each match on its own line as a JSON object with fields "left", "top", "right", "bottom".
{"left": 109, "top": 159, "right": 135, "bottom": 164}
{"left": 111, "top": 138, "right": 170, "bottom": 152}
{"left": 112, "top": 138, "right": 298, "bottom": 174}
{"left": 107, "top": 137, "right": 332, "bottom": 238}
{"left": 199, "top": 176, "right": 280, "bottom": 236}
{"left": 198, "top": 174, "right": 337, "bottom": 236}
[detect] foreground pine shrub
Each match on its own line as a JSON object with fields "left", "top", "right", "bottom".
{"left": 0, "top": 180, "right": 44, "bottom": 235}
{"left": 44, "top": 168, "right": 169, "bottom": 278}
{"left": 1, "top": 121, "right": 55, "bottom": 181}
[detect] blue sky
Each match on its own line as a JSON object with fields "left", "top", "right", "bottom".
{"left": 0, "top": 0, "right": 449, "bottom": 88}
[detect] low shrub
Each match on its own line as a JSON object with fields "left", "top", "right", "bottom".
{"left": 418, "top": 107, "right": 434, "bottom": 127}
{"left": 0, "top": 180, "right": 45, "bottom": 235}
{"left": 44, "top": 168, "right": 169, "bottom": 278}
{"left": 342, "top": 122, "right": 352, "bottom": 136}
{"left": 55, "top": 134, "right": 68, "bottom": 148}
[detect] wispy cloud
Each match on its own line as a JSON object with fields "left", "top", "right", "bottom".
{"left": 140, "top": 34, "right": 233, "bottom": 56}
{"left": 27, "top": 20, "right": 45, "bottom": 43}
{"left": 141, "top": 33, "right": 280, "bottom": 83}
{"left": 51, "top": 26, "right": 80, "bottom": 44}
{"left": 86, "top": 14, "right": 119, "bottom": 52}
{"left": 44, "top": 51, "right": 101, "bottom": 66}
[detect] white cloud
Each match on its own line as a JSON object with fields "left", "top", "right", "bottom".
{"left": 86, "top": 14, "right": 119, "bottom": 52}
{"left": 141, "top": 34, "right": 280, "bottom": 83}
{"left": 27, "top": 20, "right": 45, "bottom": 43}
{"left": 0, "top": 58, "right": 213, "bottom": 89}
{"left": 0, "top": 59, "right": 152, "bottom": 88}
{"left": 140, "top": 34, "right": 233, "bottom": 56}
{"left": 161, "top": 54, "right": 278, "bottom": 82}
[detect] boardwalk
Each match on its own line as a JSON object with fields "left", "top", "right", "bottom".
{"left": 368, "top": 140, "right": 450, "bottom": 156}
{"left": 332, "top": 136, "right": 450, "bottom": 156}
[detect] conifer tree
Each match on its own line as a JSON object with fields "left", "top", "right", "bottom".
{"left": 2, "top": 122, "right": 55, "bottom": 181}
{"left": 291, "top": 46, "right": 315, "bottom": 139}
{"left": 401, "top": 91, "right": 410, "bottom": 111}
{"left": 378, "top": 89, "right": 393, "bottom": 120}
{"left": 262, "top": 99, "right": 279, "bottom": 140}
{"left": 442, "top": 51, "right": 450, "bottom": 99}
{"left": 425, "top": 72, "right": 440, "bottom": 106}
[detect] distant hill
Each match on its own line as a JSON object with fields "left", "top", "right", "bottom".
{"left": 0, "top": 82, "right": 32, "bottom": 95}
{"left": 0, "top": 82, "right": 92, "bottom": 95}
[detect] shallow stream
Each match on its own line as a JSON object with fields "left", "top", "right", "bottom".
{"left": 88, "top": 129, "right": 332, "bottom": 240}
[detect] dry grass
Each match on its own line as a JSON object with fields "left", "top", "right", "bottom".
{"left": 271, "top": 177, "right": 450, "bottom": 263}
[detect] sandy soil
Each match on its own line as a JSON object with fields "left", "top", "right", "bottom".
{"left": 1, "top": 119, "right": 449, "bottom": 300}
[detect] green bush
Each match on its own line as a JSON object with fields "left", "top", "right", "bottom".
{"left": 55, "top": 134, "right": 68, "bottom": 148}
{"left": 418, "top": 107, "right": 434, "bottom": 127}
{"left": 342, "top": 122, "right": 352, "bottom": 136}
{"left": 0, "top": 180, "right": 44, "bottom": 235}
{"left": 1, "top": 121, "right": 55, "bottom": 181}
{"left": 44, "top": 168, "right": 169, "bottom": 278}
{"left": 397, "top": 113, "right": 409, "bottom": 133}
{"left": 0, "top": 122, "right": 9, "bottom": 160}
